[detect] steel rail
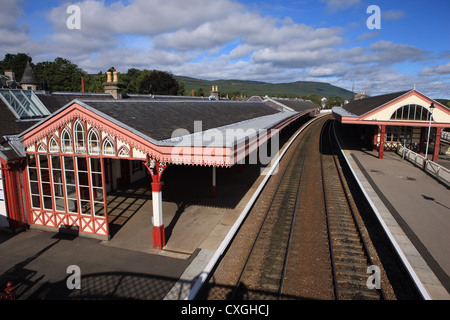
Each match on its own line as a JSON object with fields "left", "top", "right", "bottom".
{"left": 328, "top": 120, "right": 386, "bottom": 300}
{"left": 230, "top": 119, "right": 316, "bottom": 300}
{"left": 320, "top": 119, "right": 340, "bottom": 299}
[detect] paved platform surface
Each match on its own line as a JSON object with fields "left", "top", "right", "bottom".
{"left": 335, "top": 122, "right": 450, "bottom": 300}
{"left": 0, "top": 161, "right": 268, "bottom": 299}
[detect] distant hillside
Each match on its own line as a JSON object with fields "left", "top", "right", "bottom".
{"left": 174, "top": 75, "right": 355, "bottom": 100}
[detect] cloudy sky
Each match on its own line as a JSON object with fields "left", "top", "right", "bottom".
{"left": 1, "top": 0, "right": 450, "bottom": 98}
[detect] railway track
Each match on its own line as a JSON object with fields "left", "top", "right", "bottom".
{"left": 196, "top": 116, "right": 396, "bottom": 300}
{"left": 320, "top": 119, "right": 385, "bottom": 300}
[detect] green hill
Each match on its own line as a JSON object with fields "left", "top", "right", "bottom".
{"left": 174, "top": 75, "right": 354, "bottom": 100}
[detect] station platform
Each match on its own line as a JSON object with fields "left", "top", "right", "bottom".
{"left": 335, "top": 122, "right": 450, "bottom": 300}
{"left": 1, "top": 116, "right": 448, "bottom": 300}
{"left": 100, "top": 163, "right": 267, "bottom": 259}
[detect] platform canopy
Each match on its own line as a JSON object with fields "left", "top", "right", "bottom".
{"left": 332, "top": 89, "right": 450, "bottom": 127}
{"left": 21, "top": 98, "right": 318, "bottom": 168}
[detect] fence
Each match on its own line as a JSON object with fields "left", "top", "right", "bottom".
{"left": 397, "top": 145, "right": 450, "bottom": 185}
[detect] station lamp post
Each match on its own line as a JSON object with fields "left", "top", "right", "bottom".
{"left": 425, "top": 102, "right": 435, "bottom": 160}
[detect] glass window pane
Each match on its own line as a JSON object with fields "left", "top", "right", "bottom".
{"left": 79, "top": 186, "right": 90, "bottom": 201}
{"left": 415, "top": 105, "right": 422, "bottom": 121}
{"left": 30, "top": 181, "right": 39, "bottom": 194}
{"left": 77, "top": 157, "right": 87, "bottom": 171}
{"left": 408, "top": 105, "right": 415, "bottom": 120}
{"left": 78, "top": 172, "right": 89, "bottom": 186}
{"left": 91, "top": 173, "right": 102, "bottom": 187}
{"left": 103, "top": 139, "right": 114, "bottom": 155}
{"left": 93, "top": 187, "right": 103, "bottom": 202}
{"left": 39, "top": 155, "right": 49, "bottom": 169}
{"left": 80, "top": 200, "right": 91, "bottom": 215}
{"left": 49, "top": 138, "right": 59, "bottom": 153}
{"left": 51, "top": 155, "right": 61, "bottom": 169}
{"left": 90, "top": 158, "right": 101, "bottom": 173}
{"left": 65, "top": 171, "right": 75, "bottom": 185}
{"left": 29, "top": 168, "right": 38, "bottom": 181}
{"left": 74, "top": 122, "right": 86, "bottom": 154}
{"left": 43, "top": 196, "right": 53, "bottom": 210}
{"left": 42, "top": 182, "right": 51, "bottom": 196}
{"left": 55, "top": 197, "right": 65, "bottom": 212}
{"left": 94, "top": 202, "right": 105, "bottom": 217}
{"left": 64, "top": 156, "right": 74, "bottom": 170}
{"left": 67, "top": 198, "right": 78, "bottom": 213}
{"left": 53, "top": 170, "right": 62, "bottom": 184}
{"left": 53, "top": 183, "right": 64, "bottom": 197}
{"left": 66, "top": 184, "right": 76, "bottom": 200}
{"left": 31, "top": 195, "right": 40, "bottom": 208}
{"left": 89, "top": 131, "right": 100, "bottom": 154}
{"left": 61, "top": 130, "right": 72, "bottom": 153}
{"left": 40, "top": 168, "right": 50, "bottom": 183}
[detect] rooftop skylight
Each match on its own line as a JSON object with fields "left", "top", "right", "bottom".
{"left": 0, "top": 89, "right": 50, "bottom": 119}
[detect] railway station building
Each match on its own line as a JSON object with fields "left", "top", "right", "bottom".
{"left": 0, "top": 68, "right": 319, "bottom": 248}
{"left": 332, "top": 89, "right": 450, "bottom": 161}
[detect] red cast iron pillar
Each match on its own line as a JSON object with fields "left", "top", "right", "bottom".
{"left": 379, "top": 125, "right": 386, "bottom": 159}
{"left": 143, "top": 156, "right": 168, "bottom": 249}
{"left": 433, "top": 127, "right": 442, "bottom": 162}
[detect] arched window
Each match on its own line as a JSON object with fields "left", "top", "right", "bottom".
{"left": 37, "top": 144, "right": 47, "bottom": 153}
{"left": 102, "top": 138, "right": 115, "bottom": 156}
{"left": 88, "top": 129, "right": 100, "bottom": 155}
{"left": 118, "top": 146, "right": 129, "bottom": 157}
{"left": 49, "top": 136, "right": 59, "bottom": 153}
{"left": 74, "top": 120, "right": 86, "bottom": 154}
{"left": 390, "top": 104, "right": 434, "bottom": 121}
{"left": 61, "top": 128, "right": 73, "bottom": 153}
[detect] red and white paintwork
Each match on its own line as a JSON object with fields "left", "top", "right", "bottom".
{"left": 333, "top": 90, "right": 450, "bottom": 161}
{"left": 17, "top": 101, "right": 317, "bottom": 247}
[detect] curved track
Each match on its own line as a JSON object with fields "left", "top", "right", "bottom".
{"left": 196, "top": 115, "right": 419, "bottom": 300}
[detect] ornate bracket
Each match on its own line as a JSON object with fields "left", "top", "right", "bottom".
{"left": 143, "top": 156, "right": 168, "bottom": 185}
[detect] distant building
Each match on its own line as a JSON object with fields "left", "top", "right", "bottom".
{"left": 20, "top": 61, "right": 41, "bottom": 91}
{"left": 333, "top": 89, "right": 450, "bottom": 161}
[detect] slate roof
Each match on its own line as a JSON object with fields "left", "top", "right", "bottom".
{"left": 77, "top": 99, "right": 282, "bottom": 141}
{"left": 274, "top": 99, "right": 320, "bottom": 112}
{"left": 341, "top": 90, "right": 410, "bottom": 116}
{"left": 20, "top": 61, "right": 40, "bottom": 85}
{"left": 35, "top": 91, "right": 114, "bottom": 113}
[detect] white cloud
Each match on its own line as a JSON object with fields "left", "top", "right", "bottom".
{"left": 419, "top": 62, "right": 450, "bottom": 77}
{"left": 1, "top": 0, "right": 448, "bottom": 98}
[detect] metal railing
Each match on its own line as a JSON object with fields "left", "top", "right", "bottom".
{"left": 397, "top": 145, "right": 450, "bottom": 185}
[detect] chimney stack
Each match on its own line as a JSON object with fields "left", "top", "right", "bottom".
{"left": 81, "top": 77, "right": 85, "bottom": 92}
{"left": 4, "top": 70, "right": 15, "bottom": 81}
{"left": 103, "top": 71, "right": 123, "bottom": 99}
{"left": 210, "top": 85, "right": 219, "bottom": 100}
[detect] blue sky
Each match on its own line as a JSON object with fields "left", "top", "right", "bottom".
{"left": 2, "top": 0, "right": 450, "bottom": 98}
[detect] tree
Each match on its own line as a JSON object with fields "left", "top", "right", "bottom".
{"left": 197, "top": 88, "right": 204, "bottom": 97}
{"left": 33, "top": 57, "right": 87, "bottom": 92}
{"left": 136, "top": 70, "right": 179, "bottom": 95}
{"left": 0, "top": 53, "right": 32, "bottom": 81}
{"left": 177, "top": 80, "right": 185, "bottom": 96}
